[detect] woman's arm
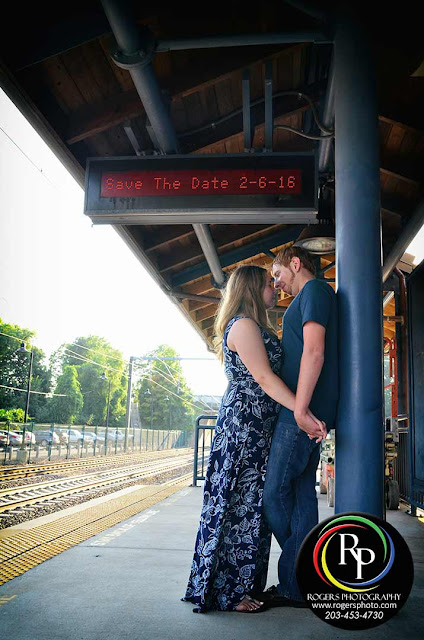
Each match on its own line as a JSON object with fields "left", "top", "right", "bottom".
{"left": 227, "top": 318, "right": 295, "bottom": 409}
{"left": 227, "top": 318, "right": 326, "bottom": 439}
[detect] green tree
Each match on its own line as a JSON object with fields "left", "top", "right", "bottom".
{"left": 49, "top": 365, "right": 83, "bottom": 424}
{"left": 0, "top": 407, "right": 25, "bottom": 423}
{"left": 0, "top": 319, "right": 51, "bottom": 420}
{"left": 57, "top": 335, "right": 127, "bottom": 427}
{"left": 135, "top": 345, "right": 198, "bottom": 431}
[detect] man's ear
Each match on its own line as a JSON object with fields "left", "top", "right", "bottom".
{"left": 291, "top": 257, "right": 301, "bottom": 272}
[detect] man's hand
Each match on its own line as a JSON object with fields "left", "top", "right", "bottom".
{"left": 294, "top": 409, "right": 327, "bottom": 443}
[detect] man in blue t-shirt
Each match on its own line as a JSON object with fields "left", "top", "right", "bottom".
{"left": 262, "top": 245, "right": 339, "bottom": 607}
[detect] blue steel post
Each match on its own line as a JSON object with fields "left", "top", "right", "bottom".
{"left": 334, "top": 7, "right": 384, "bottom": 517}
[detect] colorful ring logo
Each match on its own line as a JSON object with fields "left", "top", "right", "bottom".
{"left": 312, "top": 515, "right": 395, "bottom": 592}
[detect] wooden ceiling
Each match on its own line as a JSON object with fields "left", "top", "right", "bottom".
{"left": 1, "top": 2, "right": 422, "bottom": 347}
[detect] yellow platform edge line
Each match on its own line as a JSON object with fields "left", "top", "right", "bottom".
{"left": 0, "top": 479, "right": 190, "bottom": 586}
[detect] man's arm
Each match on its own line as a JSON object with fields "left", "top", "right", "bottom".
{"left": 294, "top": 321, "right": 327, "bottom": 440}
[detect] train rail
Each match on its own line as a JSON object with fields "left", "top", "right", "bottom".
{"left": 0, "top": 453, "right": 193, "bottom": 517}
{"left": 0, "top": 448, "right": 193, "bottom": 481}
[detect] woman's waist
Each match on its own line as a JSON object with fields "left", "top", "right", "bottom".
{"left": 223, "top": 378, "right": 262, "bottom": 392}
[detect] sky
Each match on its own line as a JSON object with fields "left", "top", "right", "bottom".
{"left": 0, "top": 89, "right": 227, "bottom": 396}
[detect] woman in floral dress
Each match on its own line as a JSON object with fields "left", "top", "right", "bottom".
{"left": 182, "top": 265, "right": 324, "bottom": 613}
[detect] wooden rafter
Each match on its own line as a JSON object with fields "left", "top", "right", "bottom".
{"left": 64, "top": 43, "right": 306, "bottom": 144}
{"left": 156, "top": 224, "right": 280, "bottom": 274}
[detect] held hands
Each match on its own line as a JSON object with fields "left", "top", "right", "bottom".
{"left": 294, "top": 408, "right": 327, "bottom": 443}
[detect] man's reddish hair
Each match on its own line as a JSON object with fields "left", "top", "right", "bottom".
{"left": 273, "top": 245, "right": 317, "bottom": 275}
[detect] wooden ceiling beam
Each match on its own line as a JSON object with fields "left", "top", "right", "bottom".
{"left": 379, "top": 114, "right": 424, "bottom": 137}
{"left": 67, "top": 89, "right": 144, "bottom": 144}
{"left": 196, "top": 304, "right": 218, "bottom": 323}
{"left": 380, "top": 154, "right": 424, "bottom": 185}
{"left": 144, "top": 223, "right": 276, "bottom": 256}
{"left": 65, "top": 45, "right": 304, "bottom": 144}
{"left": 171, "top": 225, "right": 302, "bottom": 288}
{"left": 158, "top": 224, "right": 279, "bottom": 274}
{"left": 380, "top": 166, "right": 421, "bottom": 187}
{"left": 181, "top": 277, "right": 217, "bottom": 296}
{"left": 171, "top": 291, "right": 220, "bottom": 305}
{"left": 383, "top": 325, "right": 396, "bottom": 339}
{"left": 195, "top": 300, "right": 288, "bottom": 324}
{"left": 201, "top": 317, "right": 216, "bottom": 330}
{"left": 144, "top": 226, "right": 195, "bottom": 253}
{"left": 191, "top": 102, "right": 312, "bottom": 154}
{"left": 327, "top": 184, "right": 413, "bottom": 219}
{"left": 187, "top": 299, "right": 209, "bottom": 312}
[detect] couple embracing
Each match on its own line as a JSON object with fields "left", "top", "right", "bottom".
{"left": 182, "top": 245, "right": 338, "bottom": 613}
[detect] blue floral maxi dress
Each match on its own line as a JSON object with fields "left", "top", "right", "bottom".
{"left": 182, "top": 315, "right": 282, "bottom": 612}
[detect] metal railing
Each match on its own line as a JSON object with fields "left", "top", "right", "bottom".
{"left": 0, "top": 421, "right": 192, "bottom": 465}
{"left": 393, "top": 429, "right": 410, "bottom": 502}
{"left": 387, "top": 415, "right": 421, "bottom": 511}
{"left": 192, "top": 415, "right": 217, "bottom": 486}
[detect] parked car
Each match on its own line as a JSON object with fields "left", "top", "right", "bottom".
{"left": 7, "top": 429, "right": 36, "bottom": 446}
{"left": 107, "top": 430, "right": 125, "bottom": 442}
{"left": 0, "top": 430, "right": 23, "bottom": 447}
{"left": 84, "top": 431, "right": 105, "bottom": 444}
{"left": 33, "top": 430, "right": 60, "bottom": 446}
{"left": 17, "top": 430, "right": 36, "bottom": 446}
{"left": 84, "top": 429, "right": 123, "bottom": 444}
{"left": 55, "top": 430, "right": 69, "bottom": 445}
{"left": 0, "top": 430, "right": 13, "bottom": 448}
{"left": 52, "top": 429, "right": 69, "bottom": 445}
{"left": 65, "top": 428, "right": 94, "bottom": 445}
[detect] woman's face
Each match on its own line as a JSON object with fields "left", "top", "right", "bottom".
{"left": 262, "top": 273, "right": 276, "bottom": 309}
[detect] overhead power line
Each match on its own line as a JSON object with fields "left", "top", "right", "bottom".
{"left": 1, "top": 329, "right": 220, "bottom": 411}
{"left": 0, "top": 383, "right": 65, "bottom": 397}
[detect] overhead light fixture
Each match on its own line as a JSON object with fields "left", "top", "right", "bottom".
{"left": 293, "top": 222, "right": 335, "bottom": 255}
{"left": 17, "top": 341, "right": 28, "bottom": 352}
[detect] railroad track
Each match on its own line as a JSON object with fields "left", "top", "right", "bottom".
{"left": 0, "top": 454, "right": 194, "bottom": 517}
{"left": 0, "top": 448, "right": 193, "bottom": 481}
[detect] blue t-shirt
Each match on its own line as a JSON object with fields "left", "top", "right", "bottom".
{"left": 278, "top": 279, "right": 339, "bottom": 429}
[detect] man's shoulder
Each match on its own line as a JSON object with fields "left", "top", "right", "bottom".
{"left": 301, "top": 278, "right": 335, "bottom": 299}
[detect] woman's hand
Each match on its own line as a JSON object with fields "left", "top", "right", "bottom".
{"left": 295, "top": 408, "right": 327, "bottom": 443}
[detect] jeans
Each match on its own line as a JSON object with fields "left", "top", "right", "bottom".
{"left": 263, "top": 420, "right": 321, "bottom": 601}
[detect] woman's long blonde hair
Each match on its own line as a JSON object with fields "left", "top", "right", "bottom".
{"left": 213, "top": 265, "right": 276, "bottom": 362}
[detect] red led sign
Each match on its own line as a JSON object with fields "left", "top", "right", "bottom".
{"left": 85, "top": 153, "right": 317, "bottom": 224}
{"left": 101, "top": 169, "right": 302, "bottom": 197}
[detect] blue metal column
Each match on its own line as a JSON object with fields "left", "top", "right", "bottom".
{"left": 100, "top": 0, "right": 179, "bottom": 154}
{"left": 334, "top": 6, "right": 384, "bottom": 517}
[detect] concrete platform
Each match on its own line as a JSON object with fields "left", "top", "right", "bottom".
{"left": 0, "top": 486, "right": 422, "bottom": 640}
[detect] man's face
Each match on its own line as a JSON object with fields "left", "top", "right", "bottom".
{"left": 263, "top": 273, "right": 276, "bottom": 309}
{"left": 272, "top": 261, "right": 297, "bottom": 297}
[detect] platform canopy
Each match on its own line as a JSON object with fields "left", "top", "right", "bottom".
{"left": 1, "top": 1, "right": 423, "bottom": 347}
